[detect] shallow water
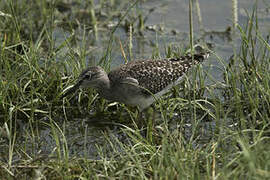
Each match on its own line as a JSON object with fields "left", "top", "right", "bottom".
{"left": 2, "top": 0, "right": 269, "bottom": 159}
{"left": 40, "top": 0, "right": 270, "bottom": 158}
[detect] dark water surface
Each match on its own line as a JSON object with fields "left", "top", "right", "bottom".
{"left": 5, "top": 0, "right": 269, "bottom": 159}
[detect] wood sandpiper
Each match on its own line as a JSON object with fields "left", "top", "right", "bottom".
{"left": 62, "top": 50, "right": 210, "bottom": 111}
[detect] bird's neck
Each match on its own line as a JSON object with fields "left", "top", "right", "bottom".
{"left": 94, "top": 75, "right": 113, "bottom": 99}
{"left": 95, "top": 75, "right": 110, "bottom": 90}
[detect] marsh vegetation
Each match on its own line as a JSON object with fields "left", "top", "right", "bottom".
{"left": 0, "top": 0, "right": 270, "bottom": 179}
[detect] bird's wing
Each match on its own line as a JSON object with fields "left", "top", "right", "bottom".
{"left": 108, "top": 52, "right": 208, "bottom": 95}
{"left": 119, "top": 77, "right": 139, "bottom": 86}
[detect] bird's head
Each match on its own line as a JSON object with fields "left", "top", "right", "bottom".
{"left": 61, "top": 66, "right": 107, "bottom": 98}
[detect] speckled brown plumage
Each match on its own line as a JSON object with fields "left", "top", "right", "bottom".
{"left": 108, "top": 52, "right": 208, "bottom": 95}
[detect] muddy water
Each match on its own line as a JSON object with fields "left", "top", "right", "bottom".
{"left": 6, "top": 0, "right": 270, "bottom": 159}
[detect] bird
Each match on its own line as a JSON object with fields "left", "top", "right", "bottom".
{"left": 61, "top": 50, "right": 210, "bottom": 111}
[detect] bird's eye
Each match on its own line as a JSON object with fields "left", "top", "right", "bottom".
{"left": 84, "top": 74, "right": 90, "bottom": 79}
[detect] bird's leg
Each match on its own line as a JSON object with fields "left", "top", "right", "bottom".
{"left": 146, "top": 107, "right": 155, "bottom": 143}
{"left": 136, "top": 105, "right": 156, "bottom": 143}
{"left": 136, "top": 107, "right": 144, "bottom": 129}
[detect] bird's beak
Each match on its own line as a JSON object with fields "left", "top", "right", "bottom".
{"left": 60, "top": 80, "right": 82, "bottom": 98}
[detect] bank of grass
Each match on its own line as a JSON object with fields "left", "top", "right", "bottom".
{"left": 1, "top": 0, "right": 270, "bottom": 179}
